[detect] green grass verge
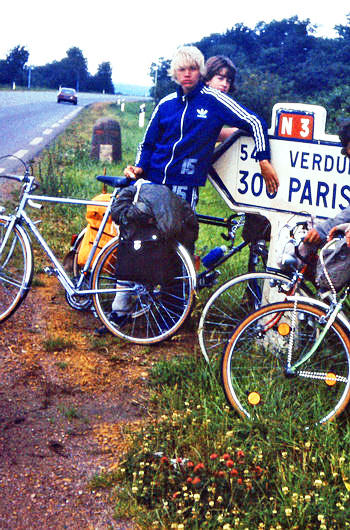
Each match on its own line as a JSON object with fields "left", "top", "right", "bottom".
{"left": 22, "top": 101, "right": 350, "bottom": 529}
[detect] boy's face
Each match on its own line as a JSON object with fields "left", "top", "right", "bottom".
{"left": 207, "top": 67, "right": 231, "bottom": 94}
{"left": 175, "top": 64, "right": 201, "bottom": 94}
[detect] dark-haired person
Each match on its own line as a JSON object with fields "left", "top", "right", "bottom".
{"left": 303, "top": 120, "right": 350, "bottom": 248}
{"left": 205, "top": 54, "right": 272, "bottom": 245}
{"left": 204, "top": 55, "right": 238, "bottom": 142}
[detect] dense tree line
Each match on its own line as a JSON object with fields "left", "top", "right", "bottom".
{"left": 150, "top": 15, "right": 350, "bottom": 131}
{"left": 0, "top": 46, "right": 115, "bottom": 94}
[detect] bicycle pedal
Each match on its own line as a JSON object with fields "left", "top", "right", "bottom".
{"left": 43, "top": 266, "right": 58, "bottom": 276}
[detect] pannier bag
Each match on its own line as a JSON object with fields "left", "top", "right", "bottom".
{"left": 77, "top": 193, "right": 118, "bottom": 267}
{"left": 115, "top": 223, "right": 174, "bottom": 284}
{"left": 316, "top": 237, "right": 350, "bottom": 292}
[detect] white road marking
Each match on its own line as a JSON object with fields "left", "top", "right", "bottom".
{"left": 0, "top": 168, "right": 5, "bottom": 174}
{"left": 13, "top": 149, "right": 28, "bottom": 158}
{"left": 30, "top": 137, "right": 43, "bottom": 146}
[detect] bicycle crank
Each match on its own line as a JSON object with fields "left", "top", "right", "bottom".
{"left": 65, "top": 277, "right": 93, "bottom": 311}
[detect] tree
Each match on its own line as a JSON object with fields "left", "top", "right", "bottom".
{"left": 60, "top": 47, "right": 89, "bottom": 91}
{"left": 149, "top": 59, "right": 175, "bottom": 102}
{"left": 89, "top": 62, "right": 114, "bottom": 93}
{"left": 0, "top": 45, "right": 29, "bottom": 85}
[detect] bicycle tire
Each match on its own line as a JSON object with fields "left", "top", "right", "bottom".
{"left": 198, "top": 271, "right": 307, "bottom": 364}
{"left": 221, "top": 300, "right": 350, "bottom": 426}
{"left": 0, "top": 217, "right": 33, "bottom": 322}
{"left": 91, "top": 239, "right": 196, "bottom": 344}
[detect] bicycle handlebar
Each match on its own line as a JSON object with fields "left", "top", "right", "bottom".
{"left": 0, "top": 173, "right": 28, "bottom": 183}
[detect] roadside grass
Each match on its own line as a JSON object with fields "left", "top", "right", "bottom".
{"left": 43, "top": 335, "right": 75, "bottom": 352}
{"left": 29, "top": 101, "right": 350, "bottom": 529}
{"left": 110, "top": 354, "right": 350, "bottom": 529}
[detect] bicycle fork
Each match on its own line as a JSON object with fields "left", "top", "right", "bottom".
{"left": 284, "top": 295, "right": 347, "bottom": 381}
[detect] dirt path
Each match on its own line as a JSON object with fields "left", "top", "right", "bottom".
{"left": 0, "top": 274, "right": 197, "bottom": 529}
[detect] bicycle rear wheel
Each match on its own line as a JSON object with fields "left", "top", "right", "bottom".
{"left": 198, "top": 271, "right": 305, "bottom": 365}
{"left": 221, "top": 300, "right": 350, "bottom": 426}
{"left": 91, "top": 240, "right": 196, "bottom": 344}
{"left": 0, "top": 217, "right": 32, "bottom": 322}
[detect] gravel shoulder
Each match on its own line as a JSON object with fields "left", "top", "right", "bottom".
{"left": 0, "top": 274, "right": 196, "bottom": 529}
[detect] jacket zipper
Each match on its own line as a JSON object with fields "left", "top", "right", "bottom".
{"left": 162, "top": 96, "right": 188, "bottom": 184}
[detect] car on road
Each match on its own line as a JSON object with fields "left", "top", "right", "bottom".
{"left": 57, "top": 87, "right": 78, "bottom": 105}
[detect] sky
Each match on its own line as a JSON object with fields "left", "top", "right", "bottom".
{"left": 1, "top": 0, "right": 349, "bottom": 87}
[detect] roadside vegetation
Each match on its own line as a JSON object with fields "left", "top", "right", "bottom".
{"left": 18, "top": 101, "right": 350, "bottom": 528}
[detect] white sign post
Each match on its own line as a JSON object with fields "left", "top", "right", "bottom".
{"left": 139, "top": 103, "right": 146, "bottom": 127}
{"left": 211, "top": 102, "right": 347, "bottom": 270}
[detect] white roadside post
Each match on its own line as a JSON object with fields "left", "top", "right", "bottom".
{"left": 138, "top": 103, "right": 146, "bottom": 127}
{"left": 210, "top": 102, "right": 345, "bottom": 303}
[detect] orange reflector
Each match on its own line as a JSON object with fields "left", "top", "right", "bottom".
{"left": 248, "top": 392, "right": 261, "bottom": 405}
{"left": 325, "top": 372, "right": 337, "bottom": 386}
{"left": 278, "top": 322, "right": 291, "bottom": 336}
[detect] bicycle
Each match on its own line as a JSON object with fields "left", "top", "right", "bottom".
{"left": 0, "top": 167, "right": 196, "bottom": 344}
{"left": 198, "top": 221, "right": 316, "bottom": 364}
{"left": 220, "top": 238, "right": 350, "bottom": 426}
{"left": 68, "top": 182, "right": 271, "bottom": 339}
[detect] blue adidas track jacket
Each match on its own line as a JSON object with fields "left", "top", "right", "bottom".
{"left": 135, "top": 81, "right": 271, "bottom": 187}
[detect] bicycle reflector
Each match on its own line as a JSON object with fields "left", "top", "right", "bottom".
{"left": 248, "top": 391, "right": 261, "bottom": 406}
{"left": 277, "top": 322, "right": 291, "bottom": 336}
{"left": 325, "top": 372, "right": 337, "bottom": 386}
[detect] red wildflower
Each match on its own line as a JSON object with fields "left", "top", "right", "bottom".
{"left": 176, "top": 457, "right": 183, "bottom": 463}
{"left": 187, "top": 461, "right": 194, "bottom": 468}
{"left": 226, "top": 459, "right": 235, "bottom": 468}
{"left": 194, "top": 463, "right": 205, "bottom": 472}
{"left": 222, "top": 453, "right": 231, "bottom": 461}
{"left": 237, "top": 478, "right": 243, "bottom": 485}
{"left": 192, "top": 477, "right": 201, "bottom": 485}
{"left": 217, "top": 470, "right": 225, "bottom": 477}
{"left": 210, "top": 453, "right": 218, "bottom": 460}
{"left": 230, "top": 468, "right": 239, "bottom": 476}
{"left": 186, "top": 477, "right": 193, "bottom": 483}
{"left": 160, "top": 456, "right": 169, "bottom": 464}
{"left": 173, "top": 491, "right": 181, "bottom": 499}
{"left": 236, "top": 450, "right": 245, "bottom": 459}
{"left": 254, "top": 466, "right": 264, "bottom": 476}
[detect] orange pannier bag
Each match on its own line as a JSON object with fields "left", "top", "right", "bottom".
{"left": 77, "top": 193, "right": 118, "bottom": 267}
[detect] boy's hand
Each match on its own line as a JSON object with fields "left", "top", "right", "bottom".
{"left": 304, "top": 228, "right": 321, "bottom": 245}
{"left": 328, "top": 223, "right": 350, "bottom": 247}
{"left": 124, "top": 165, "right": 144, "bottom": 179}
{"left": 259, "top": 160, "right": 279, "bottom": 194}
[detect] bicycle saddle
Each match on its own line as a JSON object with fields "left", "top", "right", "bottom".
{"left": 96, "top": 175, "right": 133, "bottom": 188}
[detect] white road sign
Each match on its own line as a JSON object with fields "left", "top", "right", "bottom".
{"left": 211, "top": 102, "right": 347, "bottom": 222}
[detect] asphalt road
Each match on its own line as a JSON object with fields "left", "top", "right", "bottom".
{"left": 0, "top": 90, "right": 148, "bottom": 175}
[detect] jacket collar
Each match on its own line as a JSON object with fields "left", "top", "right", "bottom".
{"left": 177, "top": 81, "right": 204, "bottom": 101}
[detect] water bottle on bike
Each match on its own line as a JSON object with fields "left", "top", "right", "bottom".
{"left": 201, "top": 245, "right": 227, "bottom": 268}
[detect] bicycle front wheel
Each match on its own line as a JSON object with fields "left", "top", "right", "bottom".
{"left": 0, "top": 217, "right": 32, "bottom": 322}
{"left": 91, "top": 240, "right": 196, "bottom": 344}
{"left": 221, "top": 300, "right": 350, "bottom": 426}
{"left": 198, "top": 271, "right": 306, "bottom": 365}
